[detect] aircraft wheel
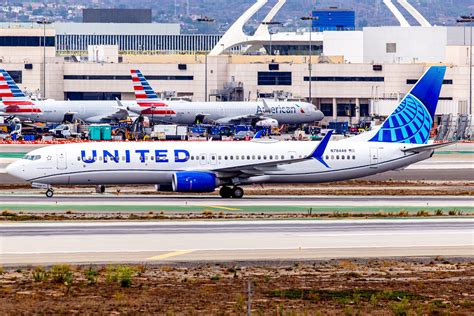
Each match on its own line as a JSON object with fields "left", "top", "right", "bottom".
{"left": 45, "top": 189, "right": 54, "bottom": 198}
{"left": 231, "top": 187, "right": 244, "bottom": 199}
{"left": 219, "top": 186, "right": 232, "bottom": 199}
{"left": 96, "top": 185, "right": 106, "bottom": 194}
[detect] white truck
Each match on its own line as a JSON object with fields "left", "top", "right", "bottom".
{"left": 150, "top": 125, "right": 188, "bottom": 140}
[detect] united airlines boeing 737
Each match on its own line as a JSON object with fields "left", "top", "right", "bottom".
{"left": 126, "top": 70, "right": 324, "bottom": 126}
{"left": 7, "top": 66, "right": 449, "bottom": 198}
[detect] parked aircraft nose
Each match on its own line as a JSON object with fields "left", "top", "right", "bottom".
{"left": 6, "top": 160, "right": 26, "bottom": 180}
{"left": 314, "top": 109, "right": 324, "bottom": 121}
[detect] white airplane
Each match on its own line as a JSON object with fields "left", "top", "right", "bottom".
{"left": 7, "top": 66, "right": 450, "bottom": 198}
{"left": 0, "top": 69, "right": 132, "bottom": 123}
{"left": 126, "top": 69, "right": 324, "bottom": 126}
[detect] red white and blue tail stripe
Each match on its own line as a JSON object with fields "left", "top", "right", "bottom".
{"left": 130, "top": 69, "right": 175, "bottom": 115}
{"left": 0, "top": 69, "right": 40, "bottom": 114}
{"left": 0, "top": 70, "right": 34, "bottom": 106}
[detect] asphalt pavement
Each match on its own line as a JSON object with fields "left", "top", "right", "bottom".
{"left": 1, "top": 219, "right": 472, "bottom": 265}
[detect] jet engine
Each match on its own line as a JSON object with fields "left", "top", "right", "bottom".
{"left": 172, "top": 171, "right": 217, "bottom": 192}
{"left": 255, "top": 118, "right": 279, "bottom": 128}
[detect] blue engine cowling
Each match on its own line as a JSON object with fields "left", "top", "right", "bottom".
{"left": 172, "top": 171, "right": 217, "bottom": 193}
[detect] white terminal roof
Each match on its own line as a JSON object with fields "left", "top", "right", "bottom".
{"left": 54, "top": 22, "right": 181, "bottom": 35}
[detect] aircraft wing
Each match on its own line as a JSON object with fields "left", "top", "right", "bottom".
{"left": 86, "top": 108, "right": 130, "bottom": 123}
{"left": 210, "top": 131, "right": 333, "bottom": 177}
{"left": 400, "top": 141, "right": 456, "bottom": 153}
{"left": 214, "top": 114, "right": 273, "bottom": 125}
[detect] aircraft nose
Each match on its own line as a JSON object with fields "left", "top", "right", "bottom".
{"left": 6, "top": 160, "right": 25, "bottom": 180}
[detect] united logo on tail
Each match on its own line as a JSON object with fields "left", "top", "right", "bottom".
{"left": 369, "top": 66, "right": 446, "bottom": 144}
{"left": 130, "top": 69, "right": 176, "bottom": 115}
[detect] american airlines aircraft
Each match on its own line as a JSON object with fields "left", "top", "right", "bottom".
{"left": 126, "top": 69, "right": 324, "bottom": 126}
{"left": 0, "top": 70, "right": 132, "bottom": 123}
{"left": 7, "top": 66, "right": 449, "bottom": 198}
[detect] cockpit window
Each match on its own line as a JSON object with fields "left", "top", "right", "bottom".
{"left": 23, "top": 155, "right": 41, "bottom": 161}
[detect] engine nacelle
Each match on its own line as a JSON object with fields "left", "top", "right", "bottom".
{"left": 256, "top": 118, "right": 279, "bottom": 128}
{"left": 172, "top": 171, "right": 217, "bottom": 193}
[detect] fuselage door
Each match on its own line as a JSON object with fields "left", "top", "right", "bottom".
{"left": 369, "top": 147, "right": 379, "bottom": 168}
{"left": 57, "top": 148, "right": 67, "bottom": 170}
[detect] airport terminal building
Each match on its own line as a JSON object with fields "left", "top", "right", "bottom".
{"left": 0, "top": 4, "right": 472, "bottom": 133}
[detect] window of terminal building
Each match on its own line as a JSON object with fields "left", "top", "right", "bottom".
{"left": 7, "top": 71, "right": 22, "bottom": 84}
{"left": 360, "top": 104, "right": 369, "bottom": 117}
{"left": 0, "top": 36, "right": 55, "bottom": 47}
{"left": 386, "top": 43, "right": 397, "bottom": 53}
{"left": 257, "top": 72, "right": 292, "bottom": 86}
{"left": 65, "top": 92, "right": 121, "bottom": 100}
{"left": 407, "top": 79, "right": 453, "bottom": 85}
{"left": 320, "top": 104, "right": 333, "bottom": 117}
{"left": 304, "top": 76, "right": 384, "bottom": 82}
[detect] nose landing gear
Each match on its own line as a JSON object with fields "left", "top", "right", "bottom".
{"left": 219, "top": 186, "right": 244, "bottom": 199}
{"left": 45, "top": 188, "right": 54, "bottom": 198}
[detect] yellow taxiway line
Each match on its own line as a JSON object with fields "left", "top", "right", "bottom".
{"left": 147, "top": 250, "right": 195, "bottom": 261}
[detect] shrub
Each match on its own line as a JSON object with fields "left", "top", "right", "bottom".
{"left": 33, "top": 267, "right": 48, "bottom": 282}
{"left": 390, "top": 297, "right": 411, "bottom": 316}
{"left": 84, "top": 266, "right": 98, "bottom": 285}
{"left": 50, "top": 264, "right": 73, "bottom": 284}
{"left": 106, "top": 265, "right": 135, "bottom": 288}
{"left": 435, "top": 209, "right": 444, "bottom": 216}
{"left": 210, "top": 274, "right": 221, "bottom": 281}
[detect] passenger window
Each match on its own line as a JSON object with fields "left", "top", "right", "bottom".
{"left": 331, "top": 155, "right": 334, "bottom": 160}
{"left": 352, "top": 155, "right": 356, "bottom": 160}
{"left": 241, "top": 155, "right": 245, "bottom": 160}
{"left": 336, "top": 155, "right": 339, "bottom": 160}
{"left": 122, "top": 156, "right": 125, "bottom": 161}
{"left": 201, "top": 155, "right": 205, "bottom": 161}
{"left": 247, "top": 155, "right": 250, "bottom": 160}
{"left": 224, "top": 156, "right": 228, "bottom": 160}
{"left": 257, "top": 155, "right": 261, "bottom": 160}
{"left": 252, "top": 155, "right": 255, "bottom": 160}
{"left": 191, "top": 156, "right": 194, "bottom": 160}
{"left": 263, "top": 155, "right": 267, "bottom": 160}
{"left": 347, "top": 155, "right": 350, "bottom": 160}
{"left": 269, "top": 155, "right": 273, "bottom": 159}
{"left": 236, "top": 156, "right": 239, "bottom": 160}
{"left": 196, "top": 156, "right": 199, "bottom": 160}
{"left": 291, "top": 155, "right": 294, "bottom": 159}
{"left": 218, "top": 156, "right": 222, "bottom": 160}
{"left": 281, "top": 155, "right": 284, "bottom": 159}
{"left": 99, "top": 156, "right": 103, "bottom": 161}
{"left": 325, "top": 155, "right": 329, "bottom": 160}
{"left": 230, "top": 156, "right": 233, "bottom": 160}
{"left": 77, "top": 157, "right": 80, "bottom": 161}
{"left": 342, "top": 155, "right": 345, "bottom": 160}
{"left": 211, "top": 156, "right": 215, "bottom": 160}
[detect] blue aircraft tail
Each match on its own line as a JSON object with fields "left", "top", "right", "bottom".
{"left": 369, "top": 66, "right": 446, "bottom": 144}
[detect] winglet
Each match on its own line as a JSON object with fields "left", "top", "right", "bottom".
{"left": 309, "top": 130, "right": 333, "bottom": 168}
{"left": 254, "top": 130, "right": 265, "bottom": 139}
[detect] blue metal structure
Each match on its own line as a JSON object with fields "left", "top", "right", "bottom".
{"left": 312, "top": 8, "right": 355, "bottom": 32}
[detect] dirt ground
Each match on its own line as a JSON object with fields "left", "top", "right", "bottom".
{"left": 0, "top": 258, "right": 473, "bottom": 315}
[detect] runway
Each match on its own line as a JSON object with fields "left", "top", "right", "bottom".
{"left": 0, "top": 194, "right": 473, "bottom": 213}
{"left": 1, "top": 219, "right": 473, "bottom": 265}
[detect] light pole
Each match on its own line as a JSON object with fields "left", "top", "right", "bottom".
{"left": 261, "top": 21, "right": 282, "bottom": 56}
{"left": 36, "top": 18, "right": 52, "bottom": 100}
{"left": 196, "top": 16, "right": 215, "bottom": 102}
{"left": 457, "top": 15, "right": 473, "bottom": 116}
{"left": 301, "top": 15, "right": 318, "bottom": 104}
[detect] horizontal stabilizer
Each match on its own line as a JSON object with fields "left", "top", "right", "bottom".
{"left": 400, "top": 141, "right": 456, "bottom": 153}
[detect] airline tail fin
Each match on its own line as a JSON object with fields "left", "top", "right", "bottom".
{"left": 369, "top": 66, "right": 446, "bottom": 144}
{"left": 0, "top": 69, "right": 33, "bottom": 105}
{"left": 130, "top": 69, "right": 163, "bottom": 106}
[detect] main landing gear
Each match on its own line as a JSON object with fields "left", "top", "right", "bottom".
{"left": 219, "top": 186, "right": 244, "bottom": 199}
